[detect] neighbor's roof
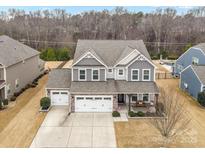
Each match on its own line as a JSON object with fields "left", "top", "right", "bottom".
{"left": 46, "top": 68, "right": 71, "bottom": 89}
{"left": 193, "top": 43, "right": 205, "bottom": 54}
{"left": 192, "top": 65, "right": 205, "bottom": 85}
{"left": 73, "top": 40, "right": 151, "bottom": 67}
{"left": 70, "top": 80, "right": 159, "bottom": 94}
{"left": 0, "top": 35, "right": 39, "bottom": 67}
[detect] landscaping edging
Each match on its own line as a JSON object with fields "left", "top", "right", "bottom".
{"left": 127, "top": 113, "right": 166, "bottom": 119}
{"left": 39, "top": 106, "right": 51, "bottom": 112}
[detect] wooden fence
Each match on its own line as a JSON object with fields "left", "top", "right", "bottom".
{"left": 155, "top": 72, "right": 173, "bottom": 79}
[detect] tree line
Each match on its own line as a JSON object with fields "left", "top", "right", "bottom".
{"left": 1, "top": 7, "right": 205, "bottom": 59}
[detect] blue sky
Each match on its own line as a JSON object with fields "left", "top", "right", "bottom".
{"left": 0, "top": 6, "right": 197, "bottom": 14}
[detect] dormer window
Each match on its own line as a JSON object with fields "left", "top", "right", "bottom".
{"left": 118, "top": 69, "right": 124, "bottom": 76}
{"left": 108, "top": 69, "right": 113, "bottom": 73}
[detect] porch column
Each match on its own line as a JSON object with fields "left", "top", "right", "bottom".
{"left": 128, "top": 94, "right": 132, "bottom": 112}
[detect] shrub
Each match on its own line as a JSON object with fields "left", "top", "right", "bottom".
{"left": 112, "top": 111, "right": 120, "bottom": 117}
{"left": 198, "top": 92, "right": 205, "bottom": 107}
{"left": 10, "top": 96, "right": 16, "bottom": 101}
{"left": 0, "top": 99, "right": 3, "bottom": 109}
{"left": 137, "top": 111, "right": 145, "bottom": 117}
{"left": 128, "top": 111, "right": 137, "bottom": 117}
{"left": 14, "top": 92, "right": 20, "bottom": 97}
{"left": 40, "top": 97, "right": 51, "bottom": 110}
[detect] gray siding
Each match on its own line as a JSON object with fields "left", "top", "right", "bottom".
{"left": 174, "top": 48, "right": 205, "bottom": 75}
{"left": 128, "top": 60, "right": 154, "bottom": 81}
{"left": 180, "top": 67, "right": 202, "bottom": 99}
{"left": 74, "top": 57, "right": 103, "bottom": 66}
{"left": 72, "top": 67, "right": 106, "bottom": 81}
{"left": 0, "top": 68, "right": 4, "bottom": 80}
{"left": 6, "top": 55, "right": 41, "bottom": 98}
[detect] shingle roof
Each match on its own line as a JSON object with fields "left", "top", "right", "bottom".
{"left": 73, "top": 40, "right": 151, "bottom": 67}
{"left": 193, "top": 43, "right": 205, "bottom": 54}
{"left": 46, "top": 68, "right": 71, "bottom": 89}
{"left": 192, "top": 65, "right": 205, "bottom": 85}
{"left": 70, "top": 80, "right": 159, "bottom": 94}
{"left": 0, "top": 35, "right": 39, "bottom": 67}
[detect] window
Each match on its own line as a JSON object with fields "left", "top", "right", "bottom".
{"left": 118, "top": 69, "right": 124, "bottom": 76}
{"left": 7, "top": 84, "right": 10, "bottom": 94}
{"left": 52, "top": 92, "right": 59, "bottom": 95}
{"left": 192, "top": 57, "right": 199, "bottom": 65}
{"left": 132, "top": 69, "right": 139, "bottom": 81}
{"left": 143, "top": 94, "right": 149, "bottom": 102}
{"left": 95, "top": 97, "right": 102, "bottom": 100}
{"left": 86, "top": 97, "right": 93, "bottom": 100}
{"left": 92, "top": 69, "right": 99, "bottom": 80}
{"left": 143, "top": 69, "right": 150, "bottom": 81}
{"left": 132, "top": 95, "right": 138, "bottom": 101}
{"left": 79, "top": 69, "right": 86, "bottom": 80}
{"left": 108, "top": 69, "right": 113, "bottom": 73}
{"left": 77, "top": 97, "right": 84, "bottom": 100}
{"left": 61, "top": 92, "right": 68, "bottom": 95}
{"left": 104, "top": 97, "right": 111, "bottom": 100}
{"left": 15, "top": 79, "right": 19, "bottom": 88}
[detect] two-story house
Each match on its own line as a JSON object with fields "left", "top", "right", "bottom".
{"left": 46, "top": 40, "right": 159, "bottom": 113}
{"left": 173, "top": 43, "right": 205, "bottom": 77}
{"left": 0, "top": 35, "right": 45, "bottom": 101}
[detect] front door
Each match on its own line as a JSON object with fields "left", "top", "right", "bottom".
{"left": 118, "top": 94, "right": 124, "bottom": 103}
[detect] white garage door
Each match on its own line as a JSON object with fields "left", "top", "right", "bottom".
{"left": 51, "top": 91, "right": 69, "bottom": 105}
{"left": 75, "top": 95, "right": 113, "bottom": 112}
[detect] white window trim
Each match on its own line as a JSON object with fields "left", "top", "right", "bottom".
{"left": 192, "top": 57, "right": 199, "bottom": 65}
{"left": 131, "top": 69, "right": 139, "bottom": 81}
{"left": 118, "top": 68, "right": 124, "bottom": 76}
{"left": 78, "top": 69, "right": 86, "bottom": 81}
{"left": 92, "top": 68, "right": 100, "bottom": 81}
{"left": 142, "top": 69, "right": 151, "bottom": 81}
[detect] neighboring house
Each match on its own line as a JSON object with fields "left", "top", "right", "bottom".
{"left": 173, "top": 43, "right": 205, "bottom": 76}
{"left": 0, "top": 35, "right": 45, "bottom": 100}
{"left": 46, "top": 40, "right": 159, "bottom": 113}
{"left": 180, "top": 65, "right": 205, "bottom": 99}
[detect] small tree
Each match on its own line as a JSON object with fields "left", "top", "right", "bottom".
{"left": 198, "top": 92, "right": 205, "bottom": 107}
{"left": 40, "top": 97, "right": 51, "bottom": 110}
{"left": 150, "top": 87, "right": 191, "bottom": 147}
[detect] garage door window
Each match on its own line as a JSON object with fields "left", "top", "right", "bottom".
{"left": 61, "top": 92, "right": 68, "bottom": 95}
{"left": 53, "top": 92, "right": 59, "bottom": 95}
{"left": 86, "top": 97, "right": 93, "bottom": 100}
{"left": 104, "top": 97, "right": 111, "bottom": 100}
{"left": 95, "top": 97, "right": 102, "bottom": 100}
{"left": 77, "top": 97, "right": 84, "bottom": 100}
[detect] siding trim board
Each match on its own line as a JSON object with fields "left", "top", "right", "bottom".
{"left": 181, "top": 65, "right": 203, "bottom": 86}
{"left": 72, "top": 51, "right": 108, "bottom": 68}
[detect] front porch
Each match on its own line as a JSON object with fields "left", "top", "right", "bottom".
{"left": 116, "top": 93, "right": 159, "bottom": 113}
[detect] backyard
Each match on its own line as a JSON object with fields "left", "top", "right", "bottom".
{"left": 0, "top": 61, "right": 64, "bottom": 147}
{"left": 115, "top": 79, "right": 205, "bottom": 147}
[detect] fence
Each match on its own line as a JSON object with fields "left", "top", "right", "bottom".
{"left": 155, "top": 72, "right": 173, "bottom": 79}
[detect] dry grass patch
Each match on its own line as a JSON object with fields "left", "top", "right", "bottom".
{"left": 115, "top": 79, "right": 205, "bottom": 147}
{"left": 0, "top": 75, "right": 48, "bottom": 147}
{"left": 45, "top": 61, "right": 64, "bottom": 70}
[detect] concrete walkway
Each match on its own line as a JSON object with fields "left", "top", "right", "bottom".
{"left": 30, "top": 106, "right": 116, "bottom": 148}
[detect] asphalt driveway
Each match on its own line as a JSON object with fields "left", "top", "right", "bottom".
{"left": 30, "top": 106, "right": 116, "bottom": 148}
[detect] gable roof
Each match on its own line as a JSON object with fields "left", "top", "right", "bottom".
{"left": 46, "top": 68, "right": 71, "bottom": 89}
{"left": 0, "top": 35, "right": 39, "bottom": 67}
{"left": 73, "top": 40, "right": 151, "bottom": 67}
{"left": 193, "top": 43, "right": 205, "bottom": 55}
{"left": 192, "top": 65, "right": 205, "bottom": 85}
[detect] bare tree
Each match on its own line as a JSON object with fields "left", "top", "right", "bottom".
{"left": 150, "top": 87, "right": 191, "bottom": 147}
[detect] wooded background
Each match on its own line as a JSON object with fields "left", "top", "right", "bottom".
{"left": 1, "top": 7, "right": 205, "bottom": 59}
